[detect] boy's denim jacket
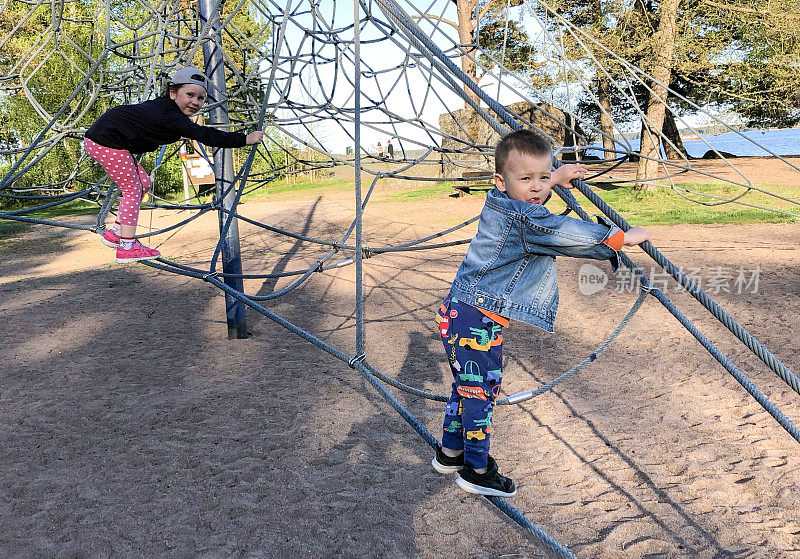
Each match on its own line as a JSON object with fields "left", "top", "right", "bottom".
{"left": 449, "top": 188, "right": 622, "bottom": 333}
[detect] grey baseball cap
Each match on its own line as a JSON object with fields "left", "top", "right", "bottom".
{"left": 170, "top": 66, "right": 209, "bottom": 90}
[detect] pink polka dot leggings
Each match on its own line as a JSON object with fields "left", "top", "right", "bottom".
{"left": 84, "top": 137, "right": 151, "bottom": 227}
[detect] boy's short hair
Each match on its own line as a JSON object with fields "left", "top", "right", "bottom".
{"left": 495, "top": 130, "right": 552, "bottom": 175}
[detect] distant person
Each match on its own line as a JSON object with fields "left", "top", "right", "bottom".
{"left": 377, "top": 141, "right": 383, "bottom": 158}
{"left": 84, "top": 66, "right": 263, "bottom": 263}
{"left": 387, "top": 139, "right": 394, "bottom": 159}
{"left": 431, "top": 129, "right": 651, "bottom": 497}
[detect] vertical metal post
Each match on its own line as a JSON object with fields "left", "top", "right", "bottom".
{"left": 353, "top": 0, "right": 364, "bottom": 355}
{"left": 198, "top": 0, "right": 247, "bottom": 339}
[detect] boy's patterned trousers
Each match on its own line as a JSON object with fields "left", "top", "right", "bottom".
{"left": 438, "top": 294, "right": 504, "bottom": 469}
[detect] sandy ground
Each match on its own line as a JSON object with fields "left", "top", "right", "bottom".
{"left": 1, "top": 170, "right": 800, "bottom": 558}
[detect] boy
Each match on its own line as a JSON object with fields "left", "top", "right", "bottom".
{"left": 431, "top": 130, "right": 650, "bottom": 497}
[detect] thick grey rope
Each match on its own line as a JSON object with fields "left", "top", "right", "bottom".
{"left": 571, "top": 184, "right": 800, "bottom": 397}
{"left": 360, "top": 285, "right": 649, "bottom": 406}
{"left": 497, "top": 286, "right": 650, "bottom": 405}
{"left": 200, "top": 269, "right": 577, "bottom": 559}
{"left": 140, "top": 253, "right": 579, "bottom": 558}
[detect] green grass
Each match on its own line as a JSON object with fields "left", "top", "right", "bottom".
{"left": 381, "top": 178, "right": 799, "bottom": 224}
{"left": 179, "top": 177, "right": 353, "bottom": 205}
{"left": 1, "top": 199, "right": 99, "bottom": 239}
{"left": 0, "top": 219, "right": 30, "bottom": 238}
{"left": 546, "top": 181, "right": 799, "bottom": 225}
{"left": 2, "top": 199, "right": 99, "bottom": 219}
{"left": 383, "top": 182, "right": 456, "bottom": 202}
{"left": 241, "top": 177, "right": 352, "bottom": 200}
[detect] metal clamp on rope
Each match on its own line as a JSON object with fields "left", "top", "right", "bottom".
{"left": 504, "top": 391, "right": 534, "bottom": 405}
{"left": 362, "top": 248, "right": 373, "bottom": 259}
{"left": 202, "top": 271, "right": 220, "bottom": 282}
{"left": 315, "top": 260, "right": 325, "bottom": 273}
{"left": 639, "top": 280, "right": 660, "bottom": 294}
{"left": 348, "top": 352, "right": 366, "bottom": 368}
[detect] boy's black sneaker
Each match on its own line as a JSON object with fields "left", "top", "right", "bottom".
{"left": 431, "top": 444, "right": 464, "bottom": 474}
{"left": 455, "top": 455, "right": 516, "bottom": 497}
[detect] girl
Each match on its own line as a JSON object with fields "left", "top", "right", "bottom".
{"left": 84, "top": 66, "right": 264, "bottom": 263}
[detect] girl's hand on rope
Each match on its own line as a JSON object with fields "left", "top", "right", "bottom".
{"left": 246, "top": 130, "right": 264, "bottom": 145}
{"left": 551, "top": 163, "right": 587, "bottom": 188}
{"left": 623, "top": 226, "right": 651, "bottom": 246}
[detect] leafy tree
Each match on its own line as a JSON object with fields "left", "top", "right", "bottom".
{"left": 476, "top": 2, "right": 539, "bottom": 85}
{"left": 452, "top": 0, "right": 482, "bottom": 107}
{"left": 1, "top": 0, "right": 271, "bottom": 199}
{"left": 1, "top": 0, "right": 108, "bottom": 191}
{"left": 634, "top": 0, "right": 681, "bottom": 189}
{"left": 684, "top": 0, "right": 800, "bottom": 128}
{"left": 541, "top": 0, "right": 648, "bottom": 156}
{"left": 561, "top": 0, "right": 800, "bottom": 187}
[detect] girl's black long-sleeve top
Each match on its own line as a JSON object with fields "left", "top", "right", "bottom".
{"left": 85, "top": 96, "right": 247, "bottom": 154}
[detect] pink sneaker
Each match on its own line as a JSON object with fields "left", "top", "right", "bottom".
{"left": 115, "top": 240, "right": 160, "bottom": 263}
{"left": 101, "top": 229, "right": 121, "bottom": 248}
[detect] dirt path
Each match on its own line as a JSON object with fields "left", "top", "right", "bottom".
{"left": 1, "top": 184, "right": 799, "bottom": 558}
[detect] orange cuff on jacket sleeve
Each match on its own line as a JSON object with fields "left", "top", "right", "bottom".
{"left": 603, "top": 230, "right": 624, "bottom": 251}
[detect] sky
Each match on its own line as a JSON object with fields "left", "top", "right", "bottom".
{"left": 263, "top": 0, "right": 719, "bottom": 155}
{"left": 267, "top": 0, "right": 536, "bottom": 154}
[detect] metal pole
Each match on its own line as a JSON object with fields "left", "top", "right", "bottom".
{"left": 353, "top": 0, "right": 364, "bottom": 356}
{"left": 198, "top": 0, "right": 247, "bottom": 339}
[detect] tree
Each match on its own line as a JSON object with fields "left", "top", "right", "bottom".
{"left": 451, "top": 0, "right": 536, "bottom": 106}
{"left": 1, "top": 0, "right": 108, "bottom": 189}
{"left": 635, "top": 0, "right": 680, "bottom": 189}
{"left": 545, "top": 0, "right": 653, "bottom": 159}
{"left": 0, "top": 0, "right": 270, "bottom": 197}
{"left": 453, "top": 0, "right": 482, "bottom": 107}
{"left": 563, "top": 0, "right": 800, "bottom": 181}
{"left": 685, "top": 0, "right": 800, "bottom": 128}
{"left": 475, "top": 2, "right": 538, "bottom": 84}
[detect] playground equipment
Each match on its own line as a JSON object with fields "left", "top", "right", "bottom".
{"left": 2, "top": 1, "right": 799, "bottom": 555}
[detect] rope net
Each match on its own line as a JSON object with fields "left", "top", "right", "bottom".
{"left": 3, "top": 0, "right": 800, "bottom": 210}
{"left": 2, "top": 1, "right": 798, "bottom": 555}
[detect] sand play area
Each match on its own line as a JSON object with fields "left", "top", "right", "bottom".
{"left": 1, "top": 160, "right": 799, "bottom": 558}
